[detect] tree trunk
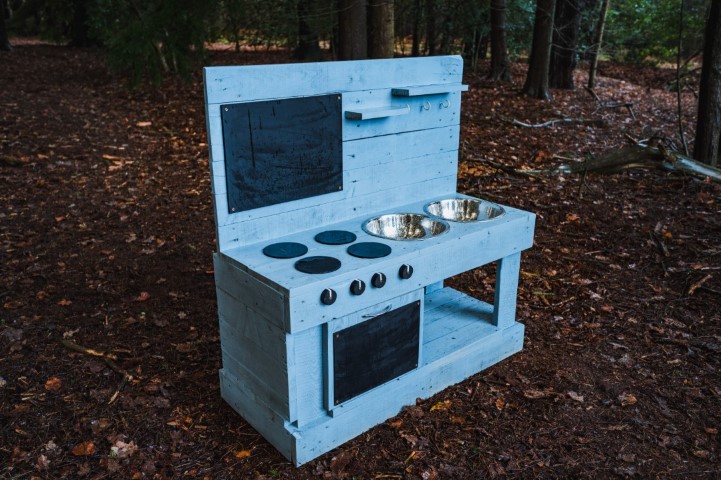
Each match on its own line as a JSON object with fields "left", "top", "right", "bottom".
{"left": 294, "top": 0, "right": 323, "bottom": 61}
{"left": 368, "top": 0, "right": 394, "bottom": 58}
{"left": 523, "top": 0, "right": 557, "bottom": 99}
{"left": 488, "top": 0, "right": 511, "bottom": 81}
{"left": 411, "top": 0, "right": 421, "bottom": 56}
{"left": 694, "top": 0, "right": 721, "bottom": 166}
{"left": 68, "top": 0, "right": 93, "bottom": 47}
{"left": 1, "top": 0, "right": 12, "bottom": 51}
{"left": 337, "top": 0, "right": 367, "bottom": 60}
{"left": 587, "top": 0, "right": 609, "bottom": 89}
{"left": 549, "top": 0, "right": 581, "bottom": 89}
{"left": 425, "top": 0, "right": 436, "bottom": 55}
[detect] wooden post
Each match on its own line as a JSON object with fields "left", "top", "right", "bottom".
{"left": 493, "top": 252, "right": 521, "bottom": 328}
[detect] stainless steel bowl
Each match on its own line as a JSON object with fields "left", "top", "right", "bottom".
{"left": 424, "top": 198, "right": 505, "bottom": 222}
{"left": 362, "top": 213, "right": 450, "bottom": 240}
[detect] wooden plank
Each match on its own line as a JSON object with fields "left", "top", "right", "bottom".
{"left": 343, "top": 125, "right": 459, "bottom": 169}
{"left": 213, "top": 253, "right": 289, "bottom": 318}
{"left": 204, "top": 56, "right": 464, "bottom": 105}
{"left": 218, "top": 311, "right": 288, "bottom": 360}
{"left": 220, "top": 352, "right": 290, "bottom": 419}
{"left": 219, "top": 369, "right": 296, "bottom": 459}
{"left": 345, "top": 105, "right": 410, "bottom": 120}
{"left": 392, "top": 84, "right": 469, "bottom": 97}
{"left": 289, "top": 326, "right": 327, "bottom": 427}
{"left": 493, "top": 252, "right": 521, "bottom": 328}
{"left": 217, "top": 175, "right": 457, "bottom": 250}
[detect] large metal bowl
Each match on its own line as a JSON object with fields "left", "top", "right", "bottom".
{"left": 424, "top": 198, "right": 505, "bottom": 222}
{"left": 362, "top": 213, "right": 450, "bottom": 241}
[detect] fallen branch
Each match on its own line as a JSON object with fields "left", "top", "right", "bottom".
{"left": 688, "top": 274, "right": 712, "bottom": 296}
{"left": 546, "top": 146, "right": 721, "bottom": 182}
{"left": 61, "top": 339, "right": 140, "bottom": 382}
{"left": 584, "top": 87, "right": 636, "bottom": 119}
{"left": 502, "top": 115, "right": 606, "bottom": 128}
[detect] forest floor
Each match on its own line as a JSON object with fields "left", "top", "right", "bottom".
{"left": 1, "top": 43, "right": 720, "bottom": 479}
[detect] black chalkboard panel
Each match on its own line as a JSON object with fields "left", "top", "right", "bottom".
{"left": 333, "top": 301, "right": 420, "bottom": 405}
{"left": 221, "top": 94, "right": 343, "bottom": 213}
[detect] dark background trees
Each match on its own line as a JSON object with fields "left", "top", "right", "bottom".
{"left": 2, "top": 0, "right": 719, "bottom": 164}
{"left": 694, "top": 0, "right": 720, "bottom": 166}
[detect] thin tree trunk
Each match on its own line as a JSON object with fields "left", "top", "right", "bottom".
{"left": 411, "top": 0, "right": 421, "bottom": 56}
{"left": 587, "top": 0, "right": 609, "bottom": 89}
{"left": 523, "top": 0, "right": 557, "bottom": 99}
{"left": 294, "top": 0, "right": 323, "bottom": 61}
{"left": 368, "top": 0, "right": 394, "bottom": 58}
{"left": 425, "top": 0, "right": 436, "bottom": 55}
{"left": 549, "top": 0, "right": 581, "bottom": 89}
{"left": 694, "top": 0, "right": 721, "bottom": 166}
{"left": 489, "top": 0, "right": 511, "bottom": 81}
{"left": 1, "top": 0, "right": 12, "bottom": 51}
{"left": 337, "top": 0, "right": 367, "bottom": 60}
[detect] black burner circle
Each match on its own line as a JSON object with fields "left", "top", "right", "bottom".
{"left": 347, "top": 242, "right": 392, "bottom": 259}
{"left": 262, "top": 242, "right": 308, "bottom": 259}
{"left": 295, "top": 256, "right": 342, "bottom": 274}
{"left": 314, "top": 230, "right": 357, "bottom": 245}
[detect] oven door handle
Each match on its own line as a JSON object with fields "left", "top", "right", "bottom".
{"left": 362, "top": 305, "right": 392, "bottom": 319}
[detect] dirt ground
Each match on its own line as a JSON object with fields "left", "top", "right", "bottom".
{"left": 1, "top": 43, "right": 720, "bottom": 479}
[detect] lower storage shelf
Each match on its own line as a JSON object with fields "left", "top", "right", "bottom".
{"left": 219, "top": 286, "right": 524, "bottom": 466}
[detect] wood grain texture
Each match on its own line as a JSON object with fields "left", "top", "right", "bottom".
{"left": 204, "top": 56, "right": 464, "bottom": 105}
{"left": 493, "top": 252, "right": 522, "bottom": 328}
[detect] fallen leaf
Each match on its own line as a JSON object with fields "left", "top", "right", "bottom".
{"left": 71, "top": 441, "right": 96, "bottom": 456}
{"left": 567, "top": 391, "right": 584, "bottom": 402}
{"left": 430, "top": 400, "right": 451, "bottom": 412}
{"left": 566, "top": 213, "right": 580, "bottom": 222}
{"left": 44, "top": 377, "right": 62, "bottom": 392}
{"left": 494, "top": 397, "right": 505, "bottom": 410}
{"left": 523, "top": 388, "right": 554, "bottom": 399}
{"left": 618, "top": 393, "right": 637, "bottom": 407}
{"left": 57, "top": 299, "right": 72, "bottom": 306}
{"left": 36, "top": 454, "right": 50, "bottom": 470}
{"left": 234, "top": 449, "right": 251, "bottom": 459}
{"left": 110, "top": 440, "right": 137, "bottom": 459}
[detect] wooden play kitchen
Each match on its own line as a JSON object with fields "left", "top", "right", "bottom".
{"left": 203, "top": 56, "right": 535, "bottom": 465}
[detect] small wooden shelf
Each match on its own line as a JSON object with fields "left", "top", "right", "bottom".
{"left": 344, "top": 105, "right": 410, "bottom": 120}
{"left": 391, "top": 84, "right": 469, "bottom": 97}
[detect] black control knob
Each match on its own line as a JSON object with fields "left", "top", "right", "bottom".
{"left": 350, "top": 279, "right": 366, "bottom": 296}
{"left": 371, "top": 272, "right": 387, "bottom": 288}
{"left": 320, "top": 288, "right": 337, "bottom": 305}
{"left": 399, "top": 264, "right": 414, "bottom": 279}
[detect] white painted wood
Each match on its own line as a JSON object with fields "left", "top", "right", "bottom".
{"left": 345, "top": 104, "right": 410, "bottom": 120}
{"left": 391, "top": 84, "right": 469, "bottom": 96}
{"left": 221, "top": 352, "right": 290, "bottom": 420}
{"left": 213, "top": 254, "right": 287, "bottom": 328}
{"left": 204, "top": 56, "right": 464, "bottom": 105}
{"left": 217, "top": 176, "right": 458, "bottom": 250}
{"left": 219, "top": 369, "right": 297, "bottom": 458}
{"left": 493, "top": 252, "right": 522, "bottom": 328}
